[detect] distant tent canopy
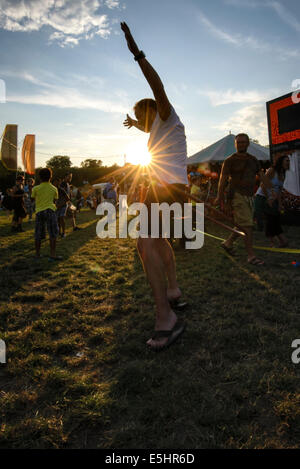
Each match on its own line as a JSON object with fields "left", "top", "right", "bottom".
{"left": 0, "top": 124, "right": 18, "bottom": 171}
{"left": 188, "top": 134, "right": 270, "bottom": 165}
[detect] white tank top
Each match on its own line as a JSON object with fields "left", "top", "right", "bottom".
{"left": 148, "top": 106, "right": 188, "bottom": 185}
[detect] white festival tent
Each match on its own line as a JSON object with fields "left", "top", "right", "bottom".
{"left": 92, "top": 183, "right": 108, "bottom": 190}
{"left": 284, "top": 151, "right": 300, "bottom": 196}
{"left": 188, "top": 133, "right": 270, "bottom": 164}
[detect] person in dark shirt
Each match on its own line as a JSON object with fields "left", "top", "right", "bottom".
{"left": 24, "top": 178, "right": 35, "bottom": 220}
{"left": 60, "top": 173, "right": 81, "bottom": 232}
{"left": 76, "top": 188, "right": 84, "bottom": 211}
{"left": 9, "top": 175, "right": 27, "bottom": 232}
{"left": 53, "top": 177, "right": 70, "bottom": 238}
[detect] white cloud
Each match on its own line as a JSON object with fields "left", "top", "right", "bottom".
{"left": 197, "top": 8, "right": 300, "bottom": 59}
{"left": 197, "top": 10, "right": 271, "bottom": 52}
{"left": 198, "top": 88, "right": 278, "bottom": 106}
{"left": 267, "top": 1, "right": 300, "bottom": 33}
{"left": 224, "top": 0, "right": 300, "bottom": 33}
{"left": 214, "top": 104, "right": 269, "bottom": 144}
{"left": 0, "top": 0, "right": 121, "bottom": 47}
{"left": 4, "top": 69, "right": 129, "bottom": 113}
{"left": 7, "top": 88, "right": 128, "bottom": 113}
{"left": 198, "top": 11, "right": 240, "bottom": 46}
{"left": 105, "top": 0, "right": 120, "bottom": 8}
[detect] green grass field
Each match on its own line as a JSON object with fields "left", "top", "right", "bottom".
{"left": 0, "top": 208, "right": 300, "bottom": 449}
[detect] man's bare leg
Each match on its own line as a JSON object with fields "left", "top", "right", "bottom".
{"left": 155, "top": 238, "right": 182, "bottom": 302}
{"left": 50, "top": 238, "right": 57, "bottom": 258}
{"left": 59, "top": 216, "right": 65, "bottom": 235}
{"left": 223, "top": 231, "right": 239, "bottom": 249}
{"left": 35, "top": 240, "right": 41, "bottom": 257}
{"left": 225, "top": 225, "right": 255, "bottom": 258}
{"left": 137, "top": 237, "right": 177, "bottom": 348}
{"left": 242, "top": 226, "right": 255, "bottom": 259}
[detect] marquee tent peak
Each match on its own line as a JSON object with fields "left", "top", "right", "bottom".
{"left": 188, "top": 133, "right": 270, "bottom": 164}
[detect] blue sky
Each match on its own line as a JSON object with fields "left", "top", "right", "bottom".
{"left": 0, "top": 0, "right": 299, "bottom": 168}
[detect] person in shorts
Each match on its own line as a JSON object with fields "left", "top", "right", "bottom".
{"left": 24, "top": 178, "right": 35, "bottom": 220}
{"left": 214, "top": 133, "right": 272, "bottom": 265}
{"left": 121, "top": 22, "right": 187, "bottom": 351}
{"left": 31, "top": 168, "right": 61, "bottom": 260}
{"left": 60, "top": 173, "right": 81, "bottom": 232}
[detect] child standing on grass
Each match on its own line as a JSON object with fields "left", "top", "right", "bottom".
{"left": 31, "top": 168, "right": 62, "bottom": 261}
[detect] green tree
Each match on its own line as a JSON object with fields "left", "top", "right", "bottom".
{"left": 80, "top": 159, "right": 103, "bottom": 168}
{"left": 46, "top": 155, "right": 72, "bottom": 170}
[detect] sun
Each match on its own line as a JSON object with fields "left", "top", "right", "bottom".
{"left": 125, "top": 140, "right": 152, "bottom": 166}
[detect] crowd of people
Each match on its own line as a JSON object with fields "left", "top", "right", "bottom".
{"left": 0, "top": 140, "right": 294, "bottom": 266}
{"left": 186, "top": 149, "right": 293, "bottom": 258}
{"left": 0, "top": 171, "right": 85, "bottom": 259}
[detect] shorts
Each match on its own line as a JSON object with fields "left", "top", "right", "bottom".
{"left": 56, "top": 205, "right": 67, "bottom": 218}
{"left": 232, "top": 192, "right": 254, "bottom": 227}
{"left": 35, "top": 209, "right": 59, "bottom": 240}
{"left": 13, "top": 206, "right": 27, "bottom": 221}
{"left": 142, "top": 183, "right": 187, "bottom": 237}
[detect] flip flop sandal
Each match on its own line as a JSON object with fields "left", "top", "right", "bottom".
{"left": 221, "top": 243, "right": 236, "bottom": 256}
{"left": 169, "top": 298, "right": 188, "bottom": 310}
{"left": 148, "top": 321, "right": 186, "bottom": 352}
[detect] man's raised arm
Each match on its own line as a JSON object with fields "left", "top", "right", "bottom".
{"left": 120, "top": 22, "right": 171, "bottom": 121}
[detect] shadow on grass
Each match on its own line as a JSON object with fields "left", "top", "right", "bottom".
{"left": 1, "top": 215, "right": 300, "bottom": 449}
{"left": 0, "top": 211, "right": 99, "bottom": 302}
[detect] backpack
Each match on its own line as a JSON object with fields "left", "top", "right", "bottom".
{"left": 2, "top": 194, "right": 14, "bottom": 211}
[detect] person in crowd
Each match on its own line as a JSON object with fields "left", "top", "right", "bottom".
{"left": 95, "top": 189, "right": 102, "bottom": 206}
{"left": 214, "top": 133, "right": 272, "bottom": 265}
{"left": 254, "top": 154, "right": 290, "bottom": 247}
{"left": 24, "top": 178, "right": 35, "bottom": 221}
{"left": 190, "top": 175, "right": 202, "bottom": 229}
{"left": 86, "top": 193, "right": 95, "bottom": 210}
{"left": 76, "top": 188, "right": 84, "bottom": 212}
{"left": 106, "top": 179, "right": 118, "bottom": 205}
{"left": 52, "top": 177, "right": 70, "bottom": 238}
{"left": 121, "top": 21, "right": 187, "bottom": 351}
{"left": 30, "top": 168, "right": 61, "bottom": 260}
{"left": 9, "top": 175, "right": 27, "bottom": 232}
{"left": 60, "top": 173, "right": 81, "bottom": 232}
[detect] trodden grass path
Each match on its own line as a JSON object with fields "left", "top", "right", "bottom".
{"left": 0, "top": 208, "right": 300, "bottom": 448}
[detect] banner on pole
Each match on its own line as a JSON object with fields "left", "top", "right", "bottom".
{"left": 22, "top": 134, "right": 35, "bottom": 175}
{"left": 0, "top": 124, "right": 18, "bottom": 170}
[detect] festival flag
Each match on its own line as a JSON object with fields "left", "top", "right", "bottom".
{"left": 0, "top": 124, "right": 17, "bottom": 170}
{"left": 22, "top": 134, "right": 35, "bottom": 175}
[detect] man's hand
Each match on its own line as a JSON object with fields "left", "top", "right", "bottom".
{"left": 121, "top": 22, "right": 139, "bottom": 56}
{"left": 123, "top": 114, "right": 134, "bottom": 129}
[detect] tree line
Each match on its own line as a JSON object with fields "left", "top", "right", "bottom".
{"left": 0, "top": 156, "right": 123, "bottom": 190}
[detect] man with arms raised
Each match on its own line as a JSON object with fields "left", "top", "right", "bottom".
{"left": 121, "top": 22, "right": 188, "bottom": 351}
